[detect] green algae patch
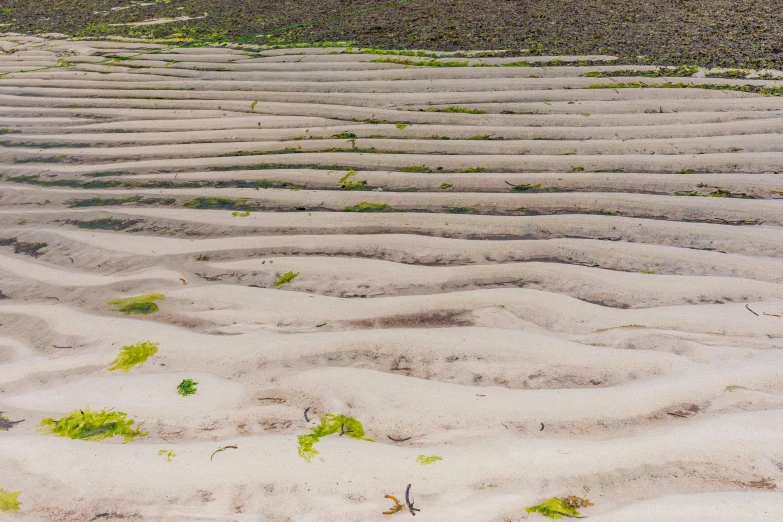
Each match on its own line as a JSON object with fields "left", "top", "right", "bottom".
{"left": 343, "top": 202, "right": 393, "bottom": 212}
{"left": 399, "top": 165, "right": 432, "bottom": 173}
{"left": 109, "top": 341, "right": 159, "bottom": 372}
{"left": 416, "top": 454, "right": 443, "bottom": 465}
{"left": 177, "top": 378, "right": 198, "bottom": 396}
{"left": 0, "top": 489, "right": 21, "bottom": 512}
{"left": 40, "top": 408, "right": 148, "bottom": 442}
{"left": 109, "top": 293, "right": 164, "bottom": 315}
{"left": 297, "top": 413, "right": 373, "bottom": 462}
{"left": 184, "top": 197, "right": 262, "bottom": 211}
{"left": 526, "top": 496, "right": 593, "bottom": 519}
{"left": 274, "top": 271, "right": 299, "bottom": 287}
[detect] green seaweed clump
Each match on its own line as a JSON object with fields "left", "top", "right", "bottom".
{"left": 109, "top": 293, "right": 164, "bottom": 315}
{"left": 0, "top": 489, "right": 21, "bottom": 512}
{"left": 184, "top": 197, "right": 262, "bottom": 211}
{"left": 343, "top": 202, "right": 393, "bottom": 212}
{"left": 40, "top": 408, "right": 148, "bottom": 442}
{"left": 159, "top": 449, "right": 176, "bottom": 462}
{"left": 526, "top": 496, "right": 593, "bottom": 519}
{"left": 108, "top": 341, "right": 159, "bottom": 372}
{"left": 426, "top": 106, "right": 487, "bottom": 114}
{"left": 177, "top": 378, "right": 198, "bottom": 396}
{"left": 399, "top": 165, "right": 432, "bottom": 173}
{"left": 416, "top": 454, "right": 443, "bottom": 465}
{"left": 274, "top": 271, "right": 299, "bottom": 287}
{"left": 71, "top": 217, "right": 141, "bottom": 230}
{"left": 297, "top": 413, "right": 373, "bottom": 462}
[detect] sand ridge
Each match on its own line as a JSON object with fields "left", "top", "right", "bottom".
{"left": 0, "top": 35, "right": 782, "bottom": 521}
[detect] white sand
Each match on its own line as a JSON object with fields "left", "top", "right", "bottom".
{"left": 0, "top": 36, "right": 782, "bottom": 521}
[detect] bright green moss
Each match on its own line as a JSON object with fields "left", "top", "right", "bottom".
{"left": 39, "top": 408, "right": 148, "bottom": 442}
{"left": 109, "top": 341, "right": 159, "bottom": 372}
{"left": 232, "top": 210, "right": 251, "bottom": 217}
{"left": 177, "top": 378, "right": 198, "bottom": 396}
{"left": 0, "top": 489, "right": 21, "bottom": 512}
{"left": 343, "top": 202, "right": 393, "bottom": 212}
{"left": 108, "top": 293, "right": 164, "bottom": 315}
{"left": 297, "top": 413, "right": 373, "bottom": 462}
{"left": 274, "top": 271, "right": 299, "bottom": 286}
{"left": 416, "top": 454, "right": 443, "bottom": 465}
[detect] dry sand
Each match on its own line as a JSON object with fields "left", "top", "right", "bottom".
{"left": 1, "top": 35, "right": 782, "bottom": 521}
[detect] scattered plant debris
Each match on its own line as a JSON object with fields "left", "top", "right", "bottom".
{"left": 177, "top": 378, "right": 198, "bottom": 396}
{"left": 109, "top": 341, "right": 159, "bottom": 372}
{"left": 506, "top": 182, "right": 543, "bottom": 192}
{"left": 387, "top": 435, "right": 412, "bottom": 442}
{"left": 582, "top": 66, "right": 699, "bottom": 77}
{"left": 338, "top": 169, "right": 368, "bottom": 190}
{"left": 526, "top": 496, "right": 592, "bottom": 519}
{"left": 332, "top": 131, "right": 358, "bottom": 139}
{"left": 40, "top": 408, "right": 148, "bottom": 442}
{"left": 462, "top": 167, "right": 486, "bottom": 173}
{"left": 274, "top": 271, "right": 299, "bottom": 286}
{"left": 108, "top": 293, "right": 165, "bottom": 315}
{"left": 0, "top": 411, "right": 24, "bottom": 431}
{"left": 415, "top": 455, "right": 443, "bottom": 465}
{"left": 13, "top": 241, "right": 48, "bottom": 257}
{"left": 68, "top": 195, "right": 144, "bottom": 208}
{"left": 304, "top": 407, "right": 312, "bottom": 422}
{"left": 383, "top": 494, "right": 407, "bottom": 515}
{"left": 158, "top": 449, "right": 176, "bottom": 462}
{"left": 745, "top": 304, "right": 759, "bottom": 316}
{"left": 70, "top": 218, "right": 141, "bottom": 230}
{"left": 405, "top": 484, "right": 421, "bottom": 515}
{"left": 0, "top": 489, "right": 21, "bottom": 512}
{"left": 297, "top": 413, "right": 373, "bottom": 462}
{"left": 210, "top": 445, "right": 238, "bottom": 461}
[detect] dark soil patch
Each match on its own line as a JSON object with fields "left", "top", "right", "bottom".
{"left": 6, "top": 0, "right": 783, "bottom": 69}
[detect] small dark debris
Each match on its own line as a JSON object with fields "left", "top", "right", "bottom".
{"left": 388, "top": 435, "right": 412, "bottom": 442}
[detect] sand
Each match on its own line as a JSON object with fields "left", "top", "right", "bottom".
{"left": 0, "top": 35, "right": 782, "bottom": 521}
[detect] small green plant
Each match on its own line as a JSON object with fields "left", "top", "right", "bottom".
{"left": 177, "top": 378, "right": 198, "bottom": 396}
{"left": 109, "top": 341, "right": 159, "bottom": 372}
{"left": 40, "top": 408, "right": 148, "bottom": 442}
{"left": 677, "top": 169, "right": 694, "bottom": 174}
{"left": 399, "top": 165, "right": 432, "bottom": 173}
{"left": 462, "top": 167, "right": 486, "bottom": 173}
{"left": 109, "top": 293, "right": 164, "bottom": 315}
{"left": 343, "top": 202, "right": 393, "bottom": 212}
{"left": 571, "top": 166, "right": 585, "bottom": 172}
{"left": 274, "top": 271, "right": 299, "bottom": 286}
{"left": 416, "top": 455, "right": 443, "bottom": 465}
{"left": 232, "top": 210, "right": 251, "bottom": 217}
{"left": 297, "top": 413, "right": 373, "bottom": 462}
{"left": 158, "top": 449, "right": 176, "bottom": 462}
{"left": 0, "top": 489, "right": 21, "bottom": 512}
{"left": 395, "top": 123, "right": 408, "bottom": 130}
{"left": 526, "top": 496, "right": 593, "bottom": 519}
{"left": 641, "top": 270, "right": 656, "bottom": 274}
{"left": 426, "top": 106, "right": 487, "bottom": 114}
{"left": 469, "top": 135, "right": 490, "bottom": 140}
{"left": 249, "top": 100, "right": 258, "bottom": 111}
{"left": 440, "top": 183, "right": 453, "bottom": 189}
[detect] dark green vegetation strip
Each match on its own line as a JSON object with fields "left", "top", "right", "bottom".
{"left": 7, "top": 1, "right": 783, "bottom": 69}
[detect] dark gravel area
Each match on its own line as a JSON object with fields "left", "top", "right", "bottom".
{"left": 3, "top": 0, "right": 783, "bottom": 68}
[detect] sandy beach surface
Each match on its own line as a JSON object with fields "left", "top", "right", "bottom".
{"left": 1, "top": 35, "right": 782, "bottom": 521}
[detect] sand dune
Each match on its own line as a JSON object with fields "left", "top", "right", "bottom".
{"left": 0, "top": 35, "right": 782, "bottom": 521}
